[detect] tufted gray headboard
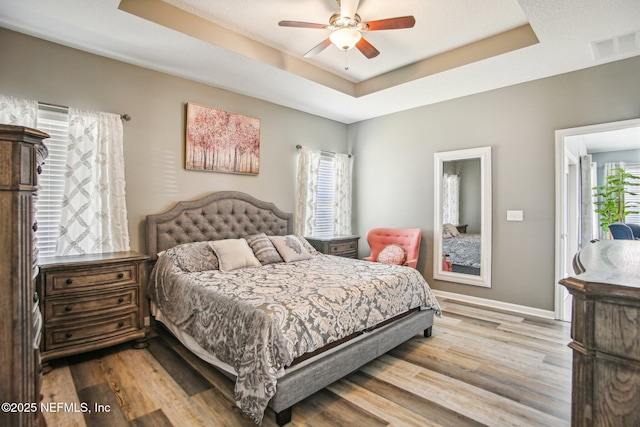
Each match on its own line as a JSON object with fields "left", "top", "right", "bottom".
{"left": 146, "top": 191, "right": 293, "bottom": 260}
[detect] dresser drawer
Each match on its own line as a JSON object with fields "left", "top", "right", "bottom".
{"left": 328, "top": 240, "right": 357, "bottom": 255}
{"left": 44, "top": 263, "right": 138, "bottom": 296}
{"left": 595, "top": 301, "right": 640, "bottom": 362}
{"left": 45, "top": 311, "right": 139, "bottom": 350}
{"left": 45, "top": 288, "right": 138, "bottom": 323}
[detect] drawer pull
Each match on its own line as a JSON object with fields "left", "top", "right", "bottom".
{"left": 118, "top": 297, "right": 124, "bottom": 303}
{"left": 118, "top": 321, "right": 124, "bottom": 328}
{"left": 117, "top": 273, "right": 124, "bottom": 279}
{"left": 65, "top": 306, "right": 72, "bottom": 312}
{"left": 65, "top": 332, "right": 72, "bottom": 338}
{"left": 66, "top": 278, "right": 73, "bottom": 285}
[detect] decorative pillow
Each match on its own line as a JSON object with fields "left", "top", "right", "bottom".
{"left": 209, "top": 239, "right": 261, "bottom": 272}
{"left": 164, "top": 242, "right": 219, "bottom": 272}
{"left": 269, "top": 235, "right": 312, "bottom": 262}
{"left": 377, "top": 244, "right": 408, "bottom": 265}
{"left": 295, "top": 235, "right": 318, "bottom": 255}
{"left": 244, "top": 233, "right": 283, "bottom": 265}
{"left": 443, "top": 223, "right": 461, "bottom": 239}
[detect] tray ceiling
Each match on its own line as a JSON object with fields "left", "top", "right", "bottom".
{"left": 0, "top": 0, "right": 639, "bottom": 123}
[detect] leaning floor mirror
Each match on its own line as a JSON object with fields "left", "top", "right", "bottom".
{"left": 433, "top": 146, "right": 492, "bottom": 287}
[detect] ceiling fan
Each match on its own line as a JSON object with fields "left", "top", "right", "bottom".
{"left": 278, "top": 0, "right": 415, "bottom": 59}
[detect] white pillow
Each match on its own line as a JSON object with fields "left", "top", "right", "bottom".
{"left": 209, "top": 239, "right": 261, "bottom": 272}
{"left": 269, "top": 235, "right": 312, "bottom": 262}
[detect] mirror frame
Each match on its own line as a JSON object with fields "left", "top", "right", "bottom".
{"left": 433, "top": 146, "right": 492, "bottom": 287}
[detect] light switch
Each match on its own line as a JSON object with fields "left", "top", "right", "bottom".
{"left": 507, "top": 210, "right": 524, "bottom": 221}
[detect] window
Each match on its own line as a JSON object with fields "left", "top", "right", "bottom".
{"left": 296, "top": 148, "right": 352, "bottom": 237}
{"left": 2, "top": 94, "right": 130, "bottom": 256}
{"left": 626, "top": 163, "right": 640, "bottom": 224}
{"left": 315, "top": 155, "right": 336, "bottom": 236}
{"left": 35, "top": 104, "right": 69, "bottom": 257}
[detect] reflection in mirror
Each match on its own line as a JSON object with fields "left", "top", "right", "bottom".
{"left": 434, "top": 147, "right": 492, "bottom": 287}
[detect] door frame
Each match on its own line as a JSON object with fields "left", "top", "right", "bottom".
{"left": 554, "top": 117, "right": 640, "bottom": 320}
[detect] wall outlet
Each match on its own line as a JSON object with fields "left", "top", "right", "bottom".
{"left": 507, "top": 210, "right": 524, "bottom": 221}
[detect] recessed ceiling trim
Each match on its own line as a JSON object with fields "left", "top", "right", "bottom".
{"left": 119, "top": 0, "right": 539, "bottom": 99}
{"left": 118, "top": 0, "right": 356, "bottom": 96}
{"left": 356, "top": 24, "right": 539, "bottom": 97}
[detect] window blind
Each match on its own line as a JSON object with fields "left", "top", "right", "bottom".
{"left": 626, "top": 163, "right": 640, "bottom": 224}
{"left": 35, "top": 104, "right": 69, "bottom": 257}
{"left": 315, "top": 155, "right": 335, "bottom": 236}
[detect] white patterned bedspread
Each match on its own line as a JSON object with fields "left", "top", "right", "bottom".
{"left": 148, "top": 252, "right": 441, "bottom": 423}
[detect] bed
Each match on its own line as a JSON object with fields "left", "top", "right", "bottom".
{"left": 442, "top": 232, "right": 481, "bottom": 275}
{"left": 146, "top": 191, "right": 441, "bottom": 425}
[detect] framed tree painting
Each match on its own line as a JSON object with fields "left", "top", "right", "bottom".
{"left": 185, "top": 102, "right": 260, "bottom": 175}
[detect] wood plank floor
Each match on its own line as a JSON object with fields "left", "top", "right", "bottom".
{"left": 41, "top": 299, "right": 572, "bottom": 426}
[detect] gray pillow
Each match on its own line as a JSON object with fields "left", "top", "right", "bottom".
{"left": 295, "top": 235, "right": 318, "bottom": 255}
{"left": 164, "top": 241, "right": 219, "bottom": 272}
{"left": 244, "top": 233, "right": 283, "bottom": 265}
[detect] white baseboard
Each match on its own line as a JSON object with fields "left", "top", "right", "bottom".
{"left": 432, "top": 290, "right": 557, "bottom": 320}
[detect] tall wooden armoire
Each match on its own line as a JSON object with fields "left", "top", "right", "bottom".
{"left": 0, "top": 125, "right": 49, "bottom": 427}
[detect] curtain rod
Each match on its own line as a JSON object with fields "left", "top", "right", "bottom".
{"left": 296, "top": 144, "right": 351, "bottom": 158}
{"left": 39, "top": 101, "right": 131, "bottom": 122}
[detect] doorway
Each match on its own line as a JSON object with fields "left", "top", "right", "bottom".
{"left": 555, "top": 118, "right": 640, "bottom": 321}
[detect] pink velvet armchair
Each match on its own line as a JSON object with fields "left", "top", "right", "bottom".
{"left": 363, "top": 228, "right": 422, "bottom": 268}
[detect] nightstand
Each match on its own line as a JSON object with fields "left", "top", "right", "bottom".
{"left": 455, "top": 224, "right": 468, "bottom": 234}
{"left": 305, "top": 235, "right": 359, "bottom": 259}
{"left": 36, "top": 251, "right": 149, "bottom": 368}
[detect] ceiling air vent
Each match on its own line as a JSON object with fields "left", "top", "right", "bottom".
{"left": 592, "top": 30, "right": 640, "bottom": 60}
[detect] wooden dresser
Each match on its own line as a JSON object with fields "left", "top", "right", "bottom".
{"left": 305, "top": 235, "right": 359, "bottom": 258}
{"left": 0, "top": 125, "right": 48, "bottom": 427}
{"left": 37, "top": 251, "right": 148, "bottom": 367}
{"left": 560, "top": 240, "right": 640, "bottom": 426}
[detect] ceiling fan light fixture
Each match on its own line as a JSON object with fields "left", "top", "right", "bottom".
{"left": 330, "top": 28, "right": 361, "bottom": 51}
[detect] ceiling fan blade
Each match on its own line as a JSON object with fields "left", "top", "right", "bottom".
{"left": 362, "top": 16, "right": 416, "bottom": 31}
{"left": 340, "top": 0, "right": 360, "bottom": 20}
{"left": 278, "top": 21, "right": 326, "bottom": 29}
{"left": 304, "top": 38, "right": 332, "bottom": 58}
{"left": 356, "top": 37, "right": 380, "bottom": 59}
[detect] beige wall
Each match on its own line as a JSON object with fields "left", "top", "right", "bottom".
{"left": 0, "top": 28, "right": 348, "bottom": 254}
{"left": 351, "top": 55, "right": 640, "bottom": 311}
{"left": 3, "top": 27, "right": 640, "bottom": 312}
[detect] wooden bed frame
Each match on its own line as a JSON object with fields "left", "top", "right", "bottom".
{"left": 146, "top": 191, "right": 435, "bottom": 425}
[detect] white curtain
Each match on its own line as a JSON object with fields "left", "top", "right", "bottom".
{"left": 602, "top": 162, "right": 625, "bottom": 180}
{"left": 604, "top": 162, "right": 625, "bottom": 180}
{"left": 579, "top": 155, "right": 595, "bottom": 247}
{"left": 0, "top": 94, "right": 37, "bottom": 126}
{"left": 333, "top": 153, "right": 352, "bottom": 235}
{"left": 599, "top": 162, "right": 625, "bottom": 239}
{"left": 442, "top": 173, "right": 460, "bottom": 225}
{"left": 295, "top": 147, "right": 321, "bottom": 235}
{"left": 57, "top": 108, "right": 130, "bottom": 255}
